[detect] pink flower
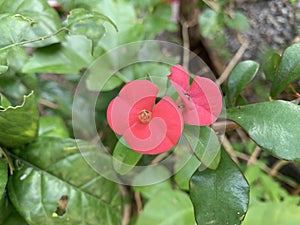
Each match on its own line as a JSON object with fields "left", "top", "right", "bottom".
{"left": 107, "top": 80, "right": 183, "bottom": 155}
{"left": 168, "top": 65, "right": 222, "bottom": 126}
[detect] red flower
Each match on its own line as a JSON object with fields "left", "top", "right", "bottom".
{"left": 168, "top": 65, "right": 222, "bottom": 126}
{"left": 107, "top": 80, "right": 183, "bottom": 155}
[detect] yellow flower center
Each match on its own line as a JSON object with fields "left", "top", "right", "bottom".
{"left": 138, "top": 110, "right": 152, "bottom": 124}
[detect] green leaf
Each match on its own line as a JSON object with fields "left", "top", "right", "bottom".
{"left": 173, "top": 126, "right": 221, "bottom": 190}
{"left": 0, "top": 14, "right": 33, "bottom": 48}
{"left": 65, "top": 8, "right": 117, "bottom": 32}
{"left": 242, "top": 202, "right": 300, "bottom": 225}
{"left": 8, "top": 137, "right": 122, "bottom": 225}
{"left": 0, "top": 65, "right": 8, "bottom": 74}
{"left": 0, "top": 194, "right": 28, "bottom": 225}
{"left": 198, "top": 9, "right": 223, "bottom": 37}
{"left": 131, "top": 165, "right": 171, "bottom": 187}
{"left": 0, "top": 159, "right": 8, "bottom": 196}
{"left": 227, "top": 100, "right": 300, "bottom": 161}
{"left": 0, "top": 0, "right": 63, "bottom": 47}
{"left": 112, "top": 138, "right": 142, "bottom": 175}
{"left": 271, "top": 42, "right": 300, "bottom": 97}
{"left": 63, "top": 8, "right": 116, "bottom": 46}
{"left": 22, "top": 35, "right": 93, "bottom": 74}
{"left": 136, "top": 190, "right": 196, "bottom": 225}
{"left": 0, "top": 93, "right": 11, "bottom": 109}
{"left": 245, "top": 165, "right": 291, "bottom": 204}
{"left": 6, "top": 46, "right": 29, "bottom": 73}
{"left": 263, "top": 52, "right": 281, "bottom": 82}
{"left": 102, "top": 76, "right": 124, "bottom": 92}
{"left": 173, "top": 136, "right": 201, "bottom": 190}
{"left": 39, "top": 116, "right": 69, "bottom": 138}
{"left": 184, "top": 125, "right": 221, "bottom": 169}
{"left": 190, "top": 150, "right": 249, "bottom": 225}
{"left": 133, "top": 166, "right": 172, "bottom": 199}
{"left": 225, "top": 11, "right": 250, "bottom": 31}
{"left": 0, "top": 91, "right": 38, "bottom": 148}
{"left": 143, "top": 4, "right": 177, "bottom": 38}
{"left": 226, "top": 60, "right": 259, "bottom": 106}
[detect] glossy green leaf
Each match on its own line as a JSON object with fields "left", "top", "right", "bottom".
{"left": 39, "top": 116, "right": 69, "bottom": 138}
{"left": 190, "top": 150, "right": 249, "bottom": 225}
{"left": 263, "top": 52, "right": 281, "bottom": 82}
{"left": 242, "top": 202, "right": 300, "bottom": 225}
{"left": 136, "top": 190, "right": 196, "bottom": 225}
{"left": 8, "top": 137, "right": 122, "bottom": 225}
{"left": 0, "top": 92, "right": 38, "bottom": 148}
{"left": 271, "top": 42, "right": 300, "bottom": 97}
{"left": 227, "top": 100, "right": 300, "bottom": 161}
{"left": 0, "top": 159, "right": 8, "bottom": 196}
{"left": 0, "top": 0, "right": 63, "bottom": 47}
{"left": 226, "top": 60, "right": 259, "bottom": 107}
{"left": 22, "top": 35, "right": 93, "bottom": 74}
{"left": 225, "top": 11, "right": 250, "bottom": 31}
{"left": 112, "top": 138, "right": 142, "bottom": 175}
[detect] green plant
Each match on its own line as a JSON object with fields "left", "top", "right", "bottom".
{"left": 0, "top": 0, "right": 299, "bottom": 225}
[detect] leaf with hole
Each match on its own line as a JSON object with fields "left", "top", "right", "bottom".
{"left": 8, "top": 137, "right": 122, "bottom": 225}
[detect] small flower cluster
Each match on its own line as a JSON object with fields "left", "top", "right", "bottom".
{"left": 107, "top": 65, "right": 222, "bottom": 154}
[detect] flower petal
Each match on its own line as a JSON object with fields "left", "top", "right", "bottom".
{"left": 123, "top": 117, "right": 167, "bottom": 154}
{"left": 168, "top": 65, "right": 190, "bottom": 92}
{"left": 107, "top": 80, "right": 158, "bottom": 135}
{"left": 123, "top": 96, "right": 183, "bottom": 154}
{"left": 188, "top": 76, "right": 223, "bottom": 125}
{"left": 119, "top": 80, "right": 159, "bottom": 105}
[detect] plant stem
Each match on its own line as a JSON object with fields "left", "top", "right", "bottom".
{"left": 0, "top": 147, "right": 14, "bottom": 174}
{"left": 0, "top": 27, "right": 68, "bottom": 52}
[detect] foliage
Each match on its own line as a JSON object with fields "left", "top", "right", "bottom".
{"left": 0, "top": 0, "right": 299, "bottom": 225}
